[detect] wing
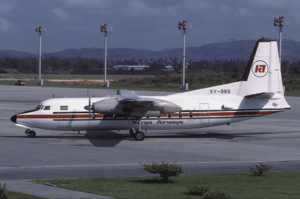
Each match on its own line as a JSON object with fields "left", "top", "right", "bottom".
{"left": 92, "top": 90, "right": 181, "bottom": 116}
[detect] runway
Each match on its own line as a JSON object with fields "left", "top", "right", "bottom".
{"left": 1, "top": 85, "right": 300, "bottom": 181}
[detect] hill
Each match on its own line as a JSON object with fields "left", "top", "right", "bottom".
{"left": 1, "top": 39, "right": 300, "bottom": 62}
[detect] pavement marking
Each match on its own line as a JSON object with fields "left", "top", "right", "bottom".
{"left": 0, "top": 150, "right": 48, "bottom": 167}
{"left": 22, "top": 157, "right": 48, "bottom": 167}
{"left": 0, "top": 159, "right": 300, "bottom": 170}
{"left": 50, "top": 141, "right": 74, "bottom": 145}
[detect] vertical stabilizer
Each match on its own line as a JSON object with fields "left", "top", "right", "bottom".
{"left": 238, "top": 38, "right": 284, "bottom": 99}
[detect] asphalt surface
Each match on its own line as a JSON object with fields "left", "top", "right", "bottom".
{"left": 1, "top": 85, "right": 300, "bottom": 182}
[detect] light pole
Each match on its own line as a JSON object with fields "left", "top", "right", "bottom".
{"left": 100, "top": 23, "right": 112, "bottom": 87}
{"left": 178, "top": 20, "right": 191, "bottom": 90}
{"left": 35, "top": 26, "right": 45, "bottom": 85}
{"left": 273, "top": 16, "right": 288, "bottom": 64}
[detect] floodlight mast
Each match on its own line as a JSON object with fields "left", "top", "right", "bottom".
{"left": 273, "top": 16, "right": 288, "bottom": 64}
{"left": 178, "top": 20, "right": 191, "bottom": 90}
{"left": 100, "top": 23, "right": 112, "bottom": 87}
{"left": 35, "top": 26, "right": 45, "bottom": 85}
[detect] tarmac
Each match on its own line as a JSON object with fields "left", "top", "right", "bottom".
{"left": 1, "top": 85, "right": 300, "bottom": 198}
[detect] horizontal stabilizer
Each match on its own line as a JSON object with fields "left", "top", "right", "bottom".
{"left": 245, "top": 92, "right": 274, "bottom": 99}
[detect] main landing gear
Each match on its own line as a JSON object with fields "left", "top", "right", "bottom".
{"left": 25, "top": 129, "right": 36, "bottom": 138}
{"left": 129, "top": 130, "right": 145, "bottom": 141}
{"left": 127, "top": 116, "right": 145, "bottom": 141}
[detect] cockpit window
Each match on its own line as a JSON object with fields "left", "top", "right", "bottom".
{"left": 35, "top": 105, "right": 42, "bottom": 110}
{"left": 44, "top": 106, "right": 51, "bottom": 110}
{"left": 35, "top": 105, "right": 45, "bottom": 110}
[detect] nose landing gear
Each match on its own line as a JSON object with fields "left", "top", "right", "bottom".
{"left": 25, "top": 129, "right": 36, "bottom": 138}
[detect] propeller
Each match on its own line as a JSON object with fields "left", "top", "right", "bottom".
{"left": 84, "top": 89, "right": 92, "bottom": 121}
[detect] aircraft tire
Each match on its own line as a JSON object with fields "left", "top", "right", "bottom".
{"left": 27, "top": 130, "right": 36, "bottom": 138}
{"left": 134, "top": 131, "right": 145, "bottom": 141}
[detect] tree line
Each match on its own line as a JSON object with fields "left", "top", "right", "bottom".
{"left": 1, "top": 56, "right": 300, "bottom": 75}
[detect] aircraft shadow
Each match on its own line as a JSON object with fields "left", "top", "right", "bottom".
{"left": 2, "top": 130, "right": 290, "bottom": 147}
{"left": 84, "top": 131, "right": 126, "bottom": 147}
{"left": 0, "top": 130, "right": 127, "bottom": 147}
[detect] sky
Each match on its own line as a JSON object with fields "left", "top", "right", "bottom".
{"left": 0, "top": 0, "right": 299, "bottom": 53}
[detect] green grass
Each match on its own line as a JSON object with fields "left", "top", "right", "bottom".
{"left": 0, "top": 73, "right": 154, "bottom": 80}
{"left": 0, "top": 79, "right": 105, "bottom": 89}
{"left": 2, "top": 73, "right": 300, "bottom": 96}
{"left": 0, "top": 79, "right": 183, "bottom": 92}
{"left": 32, "top": 172, "right": 300, "bottom": 199}
{"left": 5, "top": 189, "right": 46, "bottom": 199}
{"left": 284, "top": 90, "right": 300, "bottom": 97}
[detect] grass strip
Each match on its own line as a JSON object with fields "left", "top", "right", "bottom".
{"left": 2, "top": 73, "right": 300, "bottom": 96}
{"left": 0, "top": 73, "right": 154, "bottom": 80}
{"left": 0, "top": 79, "right": 184, "bottom": 92}
{"left": 5, "top": 189, "right": 46, "bottom": 199}
{"left": 32, "top": 171, "right": 300, "bottom": 199}
{"left": 2, "top": 79, "right": 300, "bottom": 95}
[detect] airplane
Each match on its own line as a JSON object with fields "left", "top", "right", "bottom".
{"left": 10, "top": 38, "right": 290, "bottom": 141}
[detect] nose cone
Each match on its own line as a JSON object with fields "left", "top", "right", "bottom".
{"left": 10, "top": 115, "right": 17, "bottom": 123}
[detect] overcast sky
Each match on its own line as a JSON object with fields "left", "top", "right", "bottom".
{"left": 0, "top": 0, "right": 298, "bottom": 53}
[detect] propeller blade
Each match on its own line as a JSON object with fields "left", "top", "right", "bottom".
{"left": 88, "top": 89, "right": 91, "bottom": 121}
{"left": 84, "top": 88, "right": 92, "bottom": 121}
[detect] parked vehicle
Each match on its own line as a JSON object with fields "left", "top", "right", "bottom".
{"left": 15, "top": 80, "right": 25, "bottom": 86}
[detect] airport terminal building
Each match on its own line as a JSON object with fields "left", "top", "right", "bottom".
{"left": 112, "top": 65, "right": 150, "bottom": 71}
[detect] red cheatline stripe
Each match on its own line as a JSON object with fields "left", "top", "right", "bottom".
{"left": 182, "top": 113, "right": 190, "bottom": 117}
{"left": 17, "top": 114, "right": 103, "bottom": 119}
{"left": 16, "top": 110, "right": 280, "bottom": 119}
{"left": 209, "top": 110, "right": 280, "bottom": 117}
{"left": 17, "top": 115, "right": 56, "bottom": 119}
{"left": 193, "top": 113, "right": 200, "bottom": 117}
{"left": 160, "top": 114, "right": 168, "bottom": 118}
{"left": 171, "top": 113, "right": 179, "bottom": 118}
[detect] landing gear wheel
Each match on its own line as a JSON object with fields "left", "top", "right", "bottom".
{"left": 27, "top": 130, "right": 36, "bottom": 138}
{"left": 129, "top": 129, "right": 135, "bottom": 136}
{"left": 134, "top": 131, "right": 145, "bottom": 141}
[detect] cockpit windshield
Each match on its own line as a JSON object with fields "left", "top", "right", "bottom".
{"left": 35, "top": 105, "right": 44, "bottom": 110}
{"left": 44, "top": 106, "right": 51, "bottom": 110}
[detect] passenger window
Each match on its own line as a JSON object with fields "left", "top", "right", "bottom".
{"left": 44, "top": 106, "right": 51, "bottom": 110}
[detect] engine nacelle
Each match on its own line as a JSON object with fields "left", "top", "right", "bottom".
{"left": 93, "top": 98, "right": 123, "bottom": 114}
{"left": 149, "top": 99, "right": 182, "bottom": 113}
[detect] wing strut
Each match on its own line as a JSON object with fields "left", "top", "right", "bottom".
{"left": 138, "top": 117, "right": 142, "bottom": 131}
{"left": 127, "top": 116, "right": 136, "bottom": 134}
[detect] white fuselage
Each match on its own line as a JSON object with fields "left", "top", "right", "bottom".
{"left": 15, "top": 82, "right": 284, "bottom": 132}
{"left": 11, "top": 38, "right": 292, "bottom": 135}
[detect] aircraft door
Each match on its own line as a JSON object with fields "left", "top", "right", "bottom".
{"left": 200, "top": 103, "right": 210, "bottom": 124}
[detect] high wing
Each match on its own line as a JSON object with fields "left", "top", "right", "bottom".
{"left": 87, "top": 89, "right": 182, "bottom": 117}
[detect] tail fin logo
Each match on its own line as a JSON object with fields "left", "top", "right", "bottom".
{"left": 252, "top": 60, "right": 268, "bottom": 77}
